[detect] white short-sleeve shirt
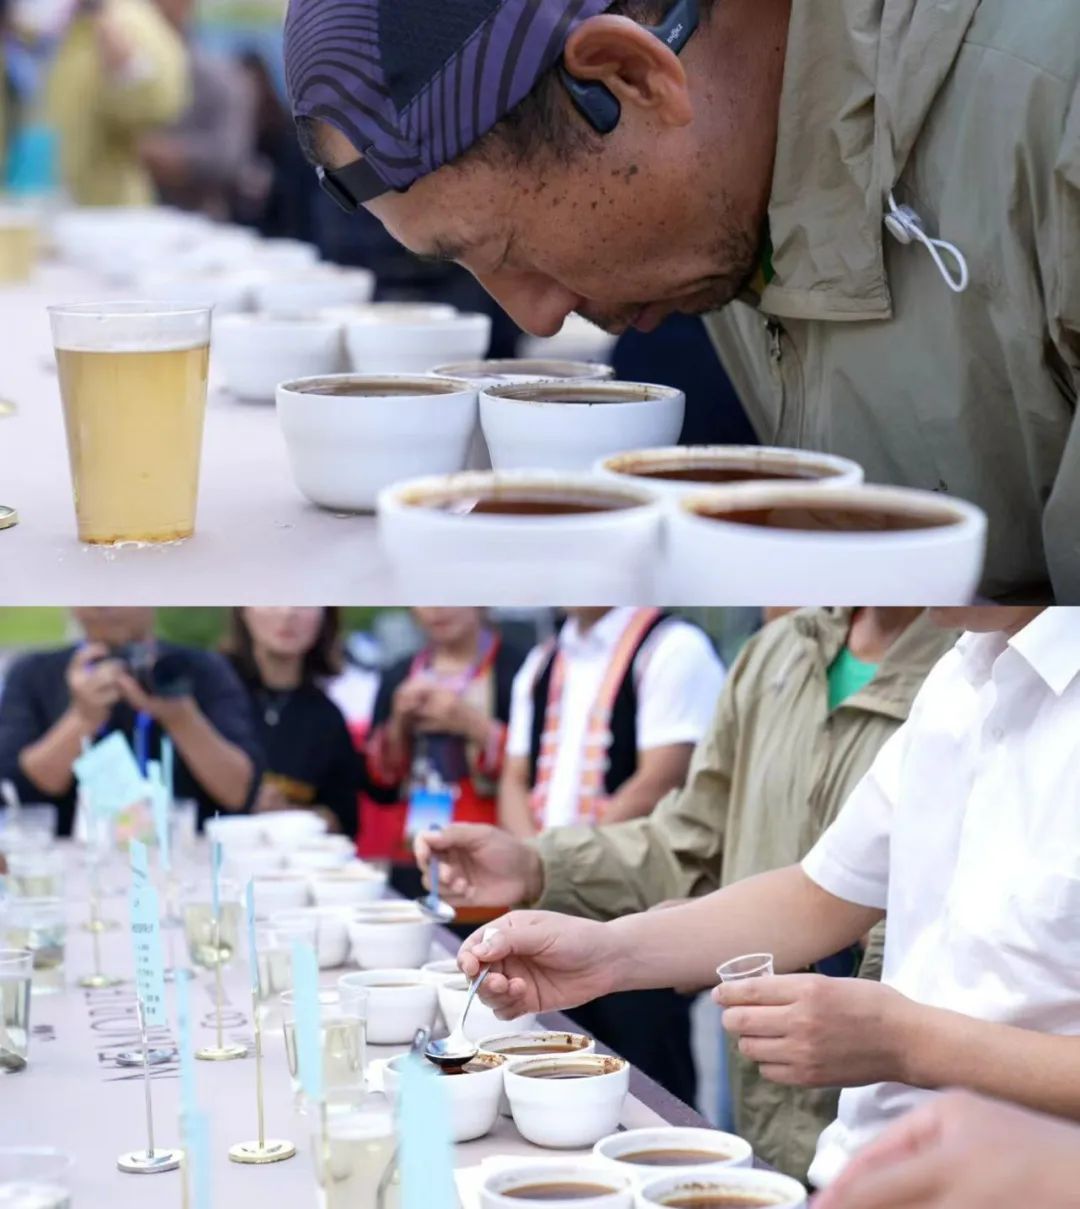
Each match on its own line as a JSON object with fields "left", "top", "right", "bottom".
{"left": 506, "top": 609, "right": 726, "bottom": 830}
{"left": 802, "top": 607, "right": 1080, "bottom": 1186}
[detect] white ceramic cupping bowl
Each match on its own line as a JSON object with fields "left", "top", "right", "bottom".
{"left": 383, "top": 1050, "right": 507, "bottom": 1143}
{"left": 481, "top": 1162, "right": 633, "bottom": 1209}
{"left": 593, "top": 1126, "right": 753, "bottom": 1180}
{"left": 504, "top": 1053, "right": 631, "bottom": 1149}
{"left": 479, "top": 381, "right": 685, "bottom": 472}
{"left": 251, "top": 873, "right": 310, "bottom": 919}
{"left": 438, "top": 976, "right": 538, "bottom": 1043}
{"left": 478, "top": 1031, "right": 595, "bottom": 1118}
{"left": 253, "top": 268, "right": 375, "bottom": 318}
{"left": 214, "top": 314, "right": 343, "bottom": 400}
{"left": 271, "top": 906, "right": 352, "bottom": 969}
{"left": 347, "top": 911, "right": 436, "bottom": 969}
{"left": 595, "top": 444, "right": 865, "bottom": 499}
{"left": 309, "top": 864, "right": 388, "bottom": 907}
{"left": 377, "top": 471, "right": 664, "bottom": 602}
{"left": 336, "top": 308, "right": 491, "bottom": 374}
{"left": 277, "top": 373, "right": 479, "bottom": 513}
{"left": 665, "top": 482, "right": 988, "bottom": 604}
{"left": 635, "top": 1168, "right": 807, "bottom": 1209}
{"left": 338, "top": 969, "right": 438, "bottom": 1045}
{"left": 430, "top": 358, "right": 615, "bottom": 387}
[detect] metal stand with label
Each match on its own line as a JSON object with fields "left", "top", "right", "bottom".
{"left": 79, "top": 858, "right": 121, "bottom": 989}
{"left": 117, "top": 1000, "right": 183, "bottom": 1174}
{"left": 195, "top": 915, "right": 246, "bottom": 1062}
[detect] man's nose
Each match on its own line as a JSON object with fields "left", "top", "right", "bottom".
{"left": 473, "top": 269, "right": 581, "bottom": 339}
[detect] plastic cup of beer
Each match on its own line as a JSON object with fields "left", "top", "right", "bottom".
{"left": 1, "top": 898, "right": 66, "bottom": 996}
{"left": 47, "top": 301, "right": 212, "bottom": 545}
{"left": 0, "top": 1148, "right": 73, "bottom": 1208}
{"left": 312, "top": 1090, "right": 396, "bottom": 1209}
{"left": 0, "top": 949, "right": 33, "bottom": 1073}
{"left": 716, "top": 953, "right": 775, "bottom": 983}
{"left": 0, "top": 209, "right": 39, "bottom": 283}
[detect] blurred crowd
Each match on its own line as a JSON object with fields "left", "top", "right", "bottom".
{"left": 0, "top": 0, "right": 753, "bottom": 440}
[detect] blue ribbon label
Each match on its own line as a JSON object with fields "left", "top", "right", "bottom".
{"left": 175, "top": 970, "right": 197, "bottom": 1116}
{"left": 129, "top": 838, "right": 149, "bottom": 884}
{"left": 162, "top": 737, "right": 175, "bottom": 803}
{"left": 184, "top": 1108, "right": 212, "bottom": 1209}
{"left": 245, "top": 880, "right": 258, "bottom": 995}
{"left": 400, "top": 1053, "right": 456, "bottom": 1209}
{"left": 210, "top": 841, "right": 222, "bottom": 919}
{"left": 129, "top": 876, "right": 166, "bottom": 1029}
{"left": 290, "top": 941, "right": 323, "bottom": 1104}
{"left": 147, "top": 763, "right": 171, "bottom": 874}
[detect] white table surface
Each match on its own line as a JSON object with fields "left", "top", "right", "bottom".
{"left": 7, "top": 847, "right": 694, "bottom": 1207}
{"left": 0, "top": 265, "right": 400, "bottom": 604}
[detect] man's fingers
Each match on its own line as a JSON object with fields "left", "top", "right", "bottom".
{"left": 737, "top": 1036, "right": 792, "bottom": 1064}
{"left": 721, "top": 1005, "right": 791, "bottom": 1038}
{"left": 714, "top": 974, "right": 801, "bottom": 1008}
{"left": 813, "top": 1153, "right": 945, "bottom": 1209}
{"left": 818, "top": 1098, "right": 946, "bottom": 1199}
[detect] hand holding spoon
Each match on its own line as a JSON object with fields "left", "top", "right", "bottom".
{"left": 417, "top": 832, "right": 456, "bottom": 924}
{"left": 424, "top": 966, "right": 491, "bottom": 1070}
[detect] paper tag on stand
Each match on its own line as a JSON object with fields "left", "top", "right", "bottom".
{"left": 175, "top": 970, "right": 197, "bottom": 1117}
{"left": 147, "top": 761, "right": 171, "bottom": 873}
{"left": 400, "top": 1053, "right": 456, "bottom": 1209}
{"left": 128, "top": 845, "right": 166, "bottom": 1029}
{"left": 245, "top": 881, "right": 258, "bottom": 995}
{"left": 162, "top": 737, "right": 175, "bottom": 803}
{"left": 290, "top": 941, "right": 323, "bottom": 1104}
{"left": 73, "top": 732, "right": 147, "bottom": 818}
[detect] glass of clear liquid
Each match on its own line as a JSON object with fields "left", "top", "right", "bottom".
{"left": 0, "top": 950, "right": 33, "bottom": 1073}
{"left": 1, "top": 899, "right": 66, "bottom": 996}
{"left": 312, "top": 1092, "right": 396, "bottom": 1209}
{"left": 282, "top": 988, "right": 367, "bottom": 1113}
{"left": 6, "top": 850, "right": 64, "bottom": 899}
{"left": 183, "top": 895, "right": 242, "bottom": 971}
{"left": 254, "top": 918, "right": 318, "bottom": 1018}
{"left": 0, "top": 1147, "right": 73, "bottom": 1208}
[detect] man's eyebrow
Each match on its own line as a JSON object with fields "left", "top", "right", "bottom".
{"left": 415, "top": 240, "right": 469, "bottom": 265}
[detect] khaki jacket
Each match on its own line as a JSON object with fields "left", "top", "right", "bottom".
{"left": 705, "top": 0, "right": 1080, "bottom": 602}
{"left": 45, "top": 0, "right": 188, "bottom": 206}
{"left": 536, "top": 609, "right": 959, "bottom": 1182}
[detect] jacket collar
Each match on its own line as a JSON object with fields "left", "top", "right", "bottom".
{"left": 792, "top": 608, "right": 957, "bottom": 721}
{"left": 759, "top": 0, "right": 980, "bottom": 323}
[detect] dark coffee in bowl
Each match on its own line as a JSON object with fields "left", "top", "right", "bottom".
{"left": 439, "top": 1058, "right": 493, "bottom": 1077}
{"left": 517, "top": 1062, "right": 605, "bottom": 1080}
{"left": 297, "top": 377, "right": 462, "bottom": 397}
{"left": 503, "top": 1183, "right": 620, "bottom": 1201}
{"left": 431, "top": 494, "right": 632, "bottom": 517}
{"left": 501, "top": 1043, "right": 581, "bottom": 1055}
{"left": 658, "top": 1196, "right": 783, "bottom": 1208}
{"left": 621, "top": 1149, "right": 732, "bottom": 1167}
{"left": 634, "top": 466, "right": 824, "bottom": 485}
{"left": 696, "top": 504, "right": 952, "bottom": 533}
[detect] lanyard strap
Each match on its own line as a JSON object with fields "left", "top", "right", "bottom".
{"left": 409, "top": 630, "right": 499, "bottom": 697}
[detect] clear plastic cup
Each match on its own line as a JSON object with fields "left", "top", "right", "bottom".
{"left": 0, "top": 1148, "right": 72, "bottom": 1208}
{"left": 311, "top": 1091, "right": 396, "bottom": 1209}
{"left": 282, "top": 988, "right": 366, "bottom": 1111}
{"left": 255, "top": 917, "right": 318, "bottom": 1013}
{"left": 716, "top": 953, "right": 775, "bottom": 983}
{"left": 48, "top": 301, "right": 212, "bottom": 545}
{"left": 1, "top": 899, "right": 66, "bottom": 996}
{"left": 6, "top": 850, "right": 64, "bottom": 899}
{"left": 0, "top": 949, "right": 33, "bottom": 1072}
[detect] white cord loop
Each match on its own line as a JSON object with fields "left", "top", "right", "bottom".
{"left": 884, "top": 191, "right": 970, "bottom": 295}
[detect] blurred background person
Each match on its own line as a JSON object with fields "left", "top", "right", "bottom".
{"left": 222, "top": 607, "right": 359, "bottom": 839}
{"left": 364, "top": 608, "right": 528, "bottom": 915}
{"left": 499, "top": 606, "right": 725, "bottom": 1104}
{"left": 138, "top": 0, "right": 255, "bottom": 218}
{"left": 44, "top": 0, "right": 188, "bottom": 205}
{"left": 0, "top": 607, "right": 260, "bottom": 833}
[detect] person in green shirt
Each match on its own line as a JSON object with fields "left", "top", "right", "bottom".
{"left": 418, "top": 608, "right": 960, "bottom": 1181}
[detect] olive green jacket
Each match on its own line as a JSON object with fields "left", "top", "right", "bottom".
{"left": 45, "top": 0, "right": 189, "bottom": 206}
{"left": 535, "top": 609, "right": 959, "bottom": 1182}
{"left": 705, "top": 0, "right": 1080, "bottom": 602}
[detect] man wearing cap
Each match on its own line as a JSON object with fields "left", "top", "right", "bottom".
{"left": 283, "top": 0, "right": 1080, "bottom": 602}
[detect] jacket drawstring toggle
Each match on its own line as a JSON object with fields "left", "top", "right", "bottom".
{"left": 884, "top": 192, "right": 970, "bottom": 294}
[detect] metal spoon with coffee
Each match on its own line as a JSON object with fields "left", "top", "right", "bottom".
{"left": 424, "top": 966, "right": 491, "bottom": 1070}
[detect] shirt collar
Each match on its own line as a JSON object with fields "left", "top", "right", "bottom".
{"left": 559, "top": 608, "right": 638, "bottom": 659}
{"left": 1008, "top": 608, "right": 1080, "bottom": 697}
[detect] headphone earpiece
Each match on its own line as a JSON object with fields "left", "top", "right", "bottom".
{"left": 559, "top": 67, "right": 622, "bottom": 135}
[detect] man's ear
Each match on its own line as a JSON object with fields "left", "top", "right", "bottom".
{"left": 564, "top": 14, "right": 694, "bottom": 128}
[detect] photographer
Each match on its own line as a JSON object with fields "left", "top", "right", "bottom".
{"left": 0, "top": 608, "right": 261, "bottom": 834}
